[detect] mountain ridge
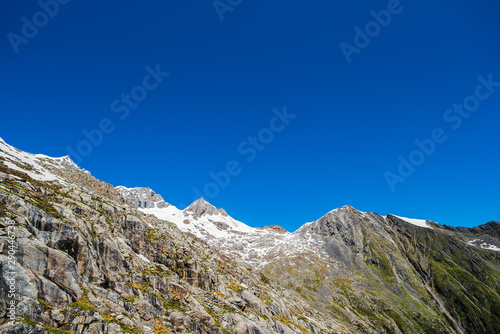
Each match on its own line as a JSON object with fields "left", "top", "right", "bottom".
{"left": 0, "top": 137, "right": 492, "bottom": 232}
{"left": 1, "top": 138, "right": 500, "bottom": 334}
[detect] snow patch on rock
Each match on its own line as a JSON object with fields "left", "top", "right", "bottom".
{"left": 0, "top": 138, "right": 87, "bottom": 182}
{"left": 467, "top": 239, "right": 500, "bottom": 251}
{"left": 393, "top": 215, "right": 433, "bottom": 229}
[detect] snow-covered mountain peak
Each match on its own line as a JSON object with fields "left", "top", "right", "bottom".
{"left": 0, "top": 138, "right": 89, "bottom": 182}
{"left": 131, "top": 190, "right": 311, "bottom": 266}
{"left": 184, "top": 197, "right": 221, "bottom": 218}
{"left": 116, "top": 186, "right": 170, "bottom": 209}
{"left": 135, "top": 191, "right": 255, "bottom": 238}
{"left": 36, "top": 154, "right": 73, "bottom": 167}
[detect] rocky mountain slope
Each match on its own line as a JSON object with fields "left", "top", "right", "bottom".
{"left": 1, "top": 138, "right": 500, "bottom": 334}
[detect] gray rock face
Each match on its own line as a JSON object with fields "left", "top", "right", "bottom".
{"left": 230, "top": 314, "right": 271, "bottom": 334}
{"left": 116, "top": 186, "right": 169, "bottom": 208}
{"left": 298, "top": 206, "right": 366, "bottom": 241}
{"left": 185, "top": 198, "right": 225, "bottom": 218}
{"left": 241, "top": 290, "right": 265, "bottom": 312}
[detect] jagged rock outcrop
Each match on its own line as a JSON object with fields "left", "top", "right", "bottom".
{"left": 185, "top": 198, "right": 226, "bottom": 218}
{"left": 116, "top": 186, "right": 169, "bottom": 209}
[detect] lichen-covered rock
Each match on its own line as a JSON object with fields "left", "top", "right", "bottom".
{"left": 241, "top": 290, "right": 265, "bottom": 312}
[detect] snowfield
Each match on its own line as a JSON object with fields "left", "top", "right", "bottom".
{"left": 467, "top": 239, "right": 500, "bottom": 252}
{"left": 393, "top": 215, "right": 433, "bottom": 229}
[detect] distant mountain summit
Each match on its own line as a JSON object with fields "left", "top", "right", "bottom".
{"left": 133, "top": 191, "right": 257, "bottom": 241}
{"left": 116, "top": 186, "right": 169, "bottom": 209}
{"left": 185, "top": 197, "right": 227, "bottom": 218}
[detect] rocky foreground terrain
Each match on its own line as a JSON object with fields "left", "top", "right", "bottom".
{"left": 1, "top": 137, "right": 500, "bottom": 334}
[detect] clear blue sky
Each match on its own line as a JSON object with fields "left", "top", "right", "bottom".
{"left": 1, "top": 0, "right": 499, "bottom": 230}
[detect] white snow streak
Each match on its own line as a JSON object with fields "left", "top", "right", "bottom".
{"left": 394, "top": 215, "right": 433, "bottom": 229}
